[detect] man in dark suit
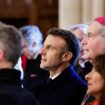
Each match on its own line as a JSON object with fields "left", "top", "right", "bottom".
{"left": 36, "top": 28, "right": 87, "bottom": 105}
{"left": 0, "top": 23, "right": 37, "bottom": 105}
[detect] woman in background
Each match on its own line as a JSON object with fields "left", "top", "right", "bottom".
{"left": 83, "top": 54, "right": 105, "bottom": 105}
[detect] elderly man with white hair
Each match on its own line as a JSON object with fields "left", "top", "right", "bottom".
{"left": 20, "top": 25, "right": 48, "bottom": 95}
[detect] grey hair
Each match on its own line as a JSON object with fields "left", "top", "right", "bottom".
{"left": 70, "top": 24, "right": 88, "bottom": 35}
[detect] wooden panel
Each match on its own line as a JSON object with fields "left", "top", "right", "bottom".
{"left": 0, "top": 0, "right": 58, "bottom": 39}
{"left": 0, "top": 0, "right": 28, "bottom": 18}
{"left": 36, "top": 0, "right": 58, "bottom": 17}
{"left": 36, "top": 0, "right": 58, "bottom": 39}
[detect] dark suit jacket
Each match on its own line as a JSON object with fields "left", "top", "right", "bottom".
{"left": 36, "top": 65, "right": 87, "bottom": 105}
{"left": 0, "top": 69, "right": 37, "bottom": 105}
{"left": 23, "top": 54, "right": 49, "bottom": 94}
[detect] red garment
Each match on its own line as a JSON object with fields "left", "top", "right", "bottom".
{"left": 88, "top": 100, "right": 99, "bottom": 105}
{"left": 21, "top": 55, "right": 27, "bottom": 70}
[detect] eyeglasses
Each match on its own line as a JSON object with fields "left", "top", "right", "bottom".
{"left": 87, "top": 32, "right": 105, "bottom": 39}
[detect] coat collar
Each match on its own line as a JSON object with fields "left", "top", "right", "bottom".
{"left": 0, "top": 68, "right": 21, "bottom": 85}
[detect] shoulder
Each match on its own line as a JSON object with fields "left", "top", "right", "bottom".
{"left": 68, "top": 66, "right": 87, "bottom": 95}
{"left": 0, "top": 85, "right": 37, "bottom": 105}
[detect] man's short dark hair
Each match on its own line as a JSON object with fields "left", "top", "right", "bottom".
{"left": 0, "top": 24, "right": 22, "bottom": 66}
{"left": 47, "top": 27, "right": 80, "bottom": 66}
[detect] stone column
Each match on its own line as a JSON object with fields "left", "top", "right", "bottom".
{"left": 82, "top": 0, "right": 93, "bottom": 23}
{"left": 58, "top": 0, "right": 81, "bottom": 30}
{"left": 92, "top": 0, "right": 105, "bottom": 18}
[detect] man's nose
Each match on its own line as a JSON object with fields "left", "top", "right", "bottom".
{"left": 81, "top": 36, "right": 88, "bottom": 46}
{"left": 39, "top": 47, "right": 45, "bottom": 55}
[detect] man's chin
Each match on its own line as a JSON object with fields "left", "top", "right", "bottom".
{"left": 81, "top": 55, "right": 90, "bottom": 61}
{"left": 40, "top": 64, "right": 47, "bottom": 69}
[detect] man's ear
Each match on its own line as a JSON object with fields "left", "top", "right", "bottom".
{"left": 0, "top": 50, "right": 4, "bottom": 61}
{"left": 62, "top": 51, "right": 73, "bottom": 62}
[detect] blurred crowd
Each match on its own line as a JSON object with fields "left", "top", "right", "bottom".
{"left": 0, "top": 16, "right": 105, "bottom": 105}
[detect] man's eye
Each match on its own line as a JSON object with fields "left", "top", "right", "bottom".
{"left": 87, "top": 34, "right": 94, "bottom": 39}
{"left": 45, "top": 46, "right": 52, "bottom": 50}
{"left": 49, "top": 47, "right": 54, "bottom": 50}
{"left": 48, "top": 47, "right": 53, "bottom": 50}
{"left": 88, "top": 34, "right": 92, "bottom": 37}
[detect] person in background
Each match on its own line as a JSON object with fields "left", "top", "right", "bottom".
{"left": 0, "top": 22, "right": 37, "bottom": 105}
{"left": 82, "top": 16, "right": 105, "bottom": 63}
{"left": 82, "top": 54, "right": 105, "bottom": 105}
{"left": 81, "top": 16, "right": 105, "bottom": 105}
{"left": 70, "top": 24, "right": 92, "bottom": 81}
{"left": 0, "top": 22, "right": 24, "bottom": 80}
{"left": 70, "top": 24, "right": 88, "bottom": 42}
{"left": 36, "top": 27, "right": 87, "bottom": 105}
{"left": 20, "top": 25, "right": 48, "bottom": 94}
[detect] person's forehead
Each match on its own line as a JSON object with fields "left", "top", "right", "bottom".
{"left": 88, "top": 22, "right": 105, "bottom": 34}
{"left": 88, "top": 23, "right": 98, "bottom": 33}
{"left": 45, "top": 35, "right": 65, "bottom": 41}
{"left": 74, "top": 29, "right": 84, "bottom": 38}
{"left": 44, "top": 35, "right": 66, "bottom": 47}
